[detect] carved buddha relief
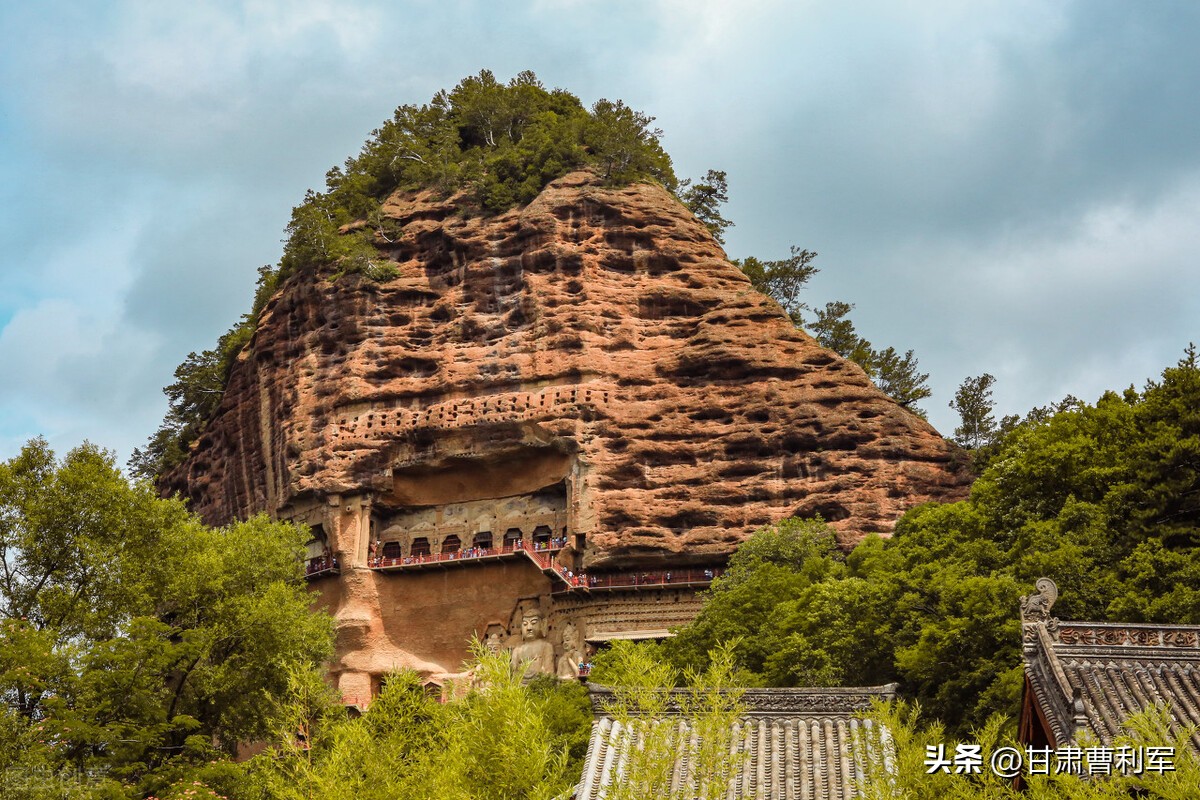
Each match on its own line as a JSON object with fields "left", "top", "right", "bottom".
{"left": 556, "top": 620, "right": 585, "bottom": 680}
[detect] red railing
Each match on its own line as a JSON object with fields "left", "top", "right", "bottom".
{"left": 578, "top": 567, "right": 723, "bottom": 591}
{"left": 523, "top": 549, "right": 557, "bottom": 570}
{"left": 365, "top": 542, "right": 723, "bottom": 595}
{"left": 370, "top": 541, "right": 564, "bottom": 569}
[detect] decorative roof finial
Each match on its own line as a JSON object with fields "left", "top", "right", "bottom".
{"left": 1020, "top": 577, "right": 1058, "bottom": 624}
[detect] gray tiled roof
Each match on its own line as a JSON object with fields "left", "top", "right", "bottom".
{"left": 1020, "top": 578, "right": 1200, "bottom": 753}
{"left": 576, "top": 685, "right": 896, "bottom": 800}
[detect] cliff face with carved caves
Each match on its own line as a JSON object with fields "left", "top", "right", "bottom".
{"left": 162, "top": 170, "right": 969, "bottom": 694}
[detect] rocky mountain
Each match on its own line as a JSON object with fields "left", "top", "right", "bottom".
{"left": 160, "top": 169, "right": 969, "bottom": 688}
{"left": 165, "top": 169, "right": 966, "bottom": 556}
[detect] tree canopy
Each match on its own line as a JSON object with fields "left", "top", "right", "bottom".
{"left": 1, "top": 439, "right": 333, "bottom": 798}
{"left": 278, "top": 69, "right": 677, "bottom": 282}
{"left": 679, "top": 169, "right": 734, "bottom": 245}
{"left": 950, "top": 372, "right": 999, "bottom": 449}
{"left": 245, "top": 647, "right": 585, "bottom": 800}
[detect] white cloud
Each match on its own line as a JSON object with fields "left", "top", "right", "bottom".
{"left": 0, "top": 294, "right": 163, "bottom": 459}
{"left": 899, "top": 172, "right": 1200, "bottom": 434}
{"left": 98, "top": 0, "right": 381, "bottom": 96}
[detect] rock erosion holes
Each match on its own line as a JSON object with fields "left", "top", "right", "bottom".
{"left": 656, "top": 507, "right": 720, "bottom": 530}
{"left": 601, "top": 254, "right": 636, "bottom": 275}
{"left": 604, "top": 229, "right": 655, "bottom": 253}
{"left": 636, "top": 293, "right": 710, "bottom": 321}
{"left": 793, "top": 500, "right": 851, "bottom": 523}
{"left": 369, "top": 356, "right": 439, "bottom": 383}
{"left": 723, "top": 434, "right": 774, "bottom": 460}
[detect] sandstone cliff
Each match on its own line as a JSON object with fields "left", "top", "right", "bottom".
{"left": 162, "top": 169, "right": 973, "bottom": 688}
{"left": 164, "top": 169, "right": 967, "bottom": 563}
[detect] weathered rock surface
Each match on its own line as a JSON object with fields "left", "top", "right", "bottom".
{"left": 164, "top": 169, "right": 968, "bottom": 559}
{"left": 161, "top": 170, "right": 970, "bottom": 689}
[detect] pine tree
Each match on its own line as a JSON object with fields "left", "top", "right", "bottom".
{"left": 679, "top": 169, "right": 733, "bottom": 244}
{"left": 950, "top": 373, "right": 998, "bottom": 449}
{"left": 874, "top": 346, "right": 932, "bottom": 417}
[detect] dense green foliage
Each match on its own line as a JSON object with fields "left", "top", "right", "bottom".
{"left": 664, "top": 348, "right": 1200, "bottom": 733}
{"left": 278, "top": 69, "right": 676, "bottom": 282}
{"left": 243, "top": 647, "right": 586, "bottom": 800}
{"left": 6, "top": 438, "right": 608, "bottom": 799}
{"left": 237, "top": 639, "right": 745, "bottom": 800}
{"left": 0, "top": 439, "right": 333, "bottom": 798}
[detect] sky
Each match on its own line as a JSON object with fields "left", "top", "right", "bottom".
{"left": 2, "top": 0, "right": 1198, "bottom": 466}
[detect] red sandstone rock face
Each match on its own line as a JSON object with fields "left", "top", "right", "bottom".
{"left": 163, "top": 170, "right": 969, "bottom": 562}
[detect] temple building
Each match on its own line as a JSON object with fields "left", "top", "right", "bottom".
{"left": 576, "top": 684, "right": 897, "bottom": 800}
{"left": 1018, "top": 577, "right": 1200, "bottom": 755}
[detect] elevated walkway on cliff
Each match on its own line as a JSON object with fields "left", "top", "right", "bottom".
{"left": 364, "top": 542, "right": 722, "bottom": 595}
{"left": 304, "top": 556, "right": 340, "bottom": 579}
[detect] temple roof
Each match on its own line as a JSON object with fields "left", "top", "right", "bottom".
{"left": 575, "top": 684, "right": 897, "bottom": 800}
{"left": 1019, "top": 577, "right": 1200, "bottom": 753}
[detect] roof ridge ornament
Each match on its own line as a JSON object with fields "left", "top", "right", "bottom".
{"left": 1020, "top": 577, "right": 1059, "bottom": 624}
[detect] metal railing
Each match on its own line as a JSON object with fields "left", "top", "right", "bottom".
{"left": 583, "top": 567, "right": 722, "bottom": 590}
{"left": 305, "top": 557, "right": 340, "bottom": 578}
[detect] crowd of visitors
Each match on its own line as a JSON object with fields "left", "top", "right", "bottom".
{"left": 305, "top": 555, "right": 339, "bottom": 575}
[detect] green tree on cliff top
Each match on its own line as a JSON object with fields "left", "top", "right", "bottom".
{"left": 134, "top": 70, "right": 682, "bottom": 480}
{"left": 279, "top": 69, "right": 677, "bottom": 280}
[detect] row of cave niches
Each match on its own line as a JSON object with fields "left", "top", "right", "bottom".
{"left": 302, "top": 521, "right": 728, "bottom": 594}
{"left": 374, "top": 523, "right": 572, "bottom": 561}
{"left": 302, "top": 522, "right": 580, "bottom": 581}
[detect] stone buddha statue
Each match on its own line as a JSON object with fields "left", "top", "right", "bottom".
{"left": 484, "top": 626, "right": 506, "bottom": 657}
{"left": 510, "top": 607, "right": 554, "bottom": 681}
